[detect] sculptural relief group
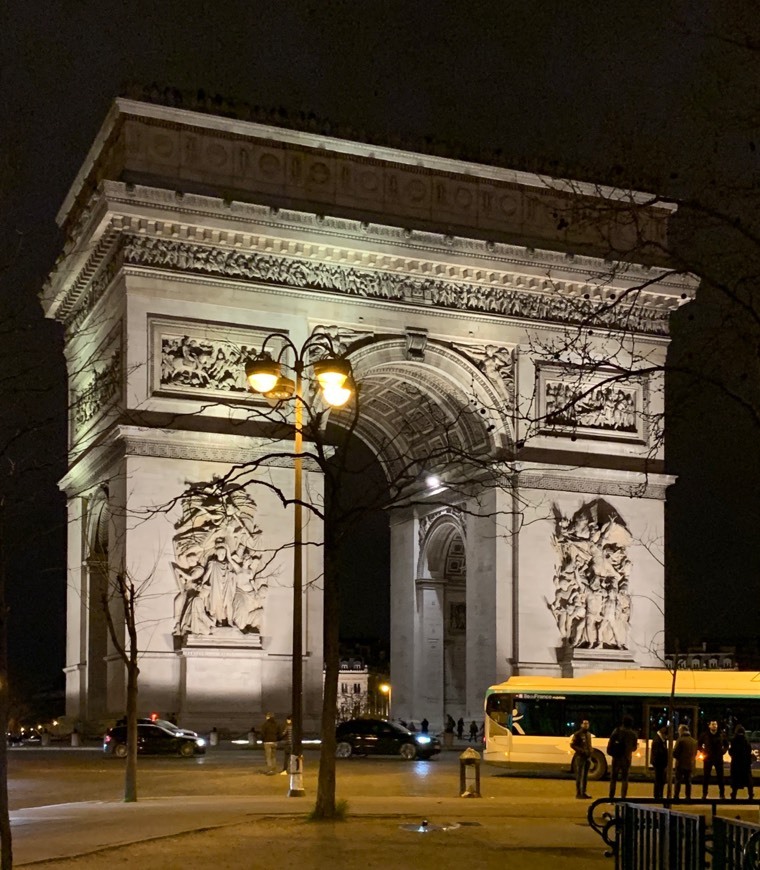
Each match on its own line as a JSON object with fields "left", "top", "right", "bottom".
{"left": 171, "top": 482, "right": 267, "bottom": 638}
{"left": 549, "top": 499, "right": 633, "bottom": 650}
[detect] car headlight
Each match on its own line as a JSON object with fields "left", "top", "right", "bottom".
{"left": 196, "top": 738, "right": 206, "bottom": 747}
{"left": 415, "top": 735, "right": 431, "bottom": 745}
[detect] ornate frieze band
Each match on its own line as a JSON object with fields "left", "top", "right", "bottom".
{"left": 122, "top": 235, "right": 672, "bottom": 335}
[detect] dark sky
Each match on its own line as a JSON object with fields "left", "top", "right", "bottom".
{"left": 2, "top": 1, "right": 758, "bottom": 695}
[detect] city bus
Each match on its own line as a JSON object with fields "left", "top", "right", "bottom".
{"left": 484, "top": 669, "right": 760, "bottom": 780}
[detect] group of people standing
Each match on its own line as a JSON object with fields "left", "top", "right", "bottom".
{"left": 571, "top": 716, "right": 755, "bottom": 801}
{"left": 653, "top": 720, "right": 754, "bottom": 801}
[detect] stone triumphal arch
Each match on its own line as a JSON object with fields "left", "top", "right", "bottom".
{"left": 43, "top": 97, "right": 694, "bottom": 731}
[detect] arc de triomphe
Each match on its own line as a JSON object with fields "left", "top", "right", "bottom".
{"left": 42, "top": 98, "right": 693, "bottom": 731}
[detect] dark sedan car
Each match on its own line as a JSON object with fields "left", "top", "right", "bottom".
{"left": 103, "top": 722, "right": 206, "bottom": 758}
{"left": 335, "top": 718, "right": 441, "bottom": 760}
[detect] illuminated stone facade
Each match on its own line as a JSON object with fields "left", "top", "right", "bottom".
{"left": 42, "top": 98, "right": 694, "bottom": 731}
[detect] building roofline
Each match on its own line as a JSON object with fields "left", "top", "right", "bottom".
{"left": 57, "top": 97, "right": 677, "bottom": 226}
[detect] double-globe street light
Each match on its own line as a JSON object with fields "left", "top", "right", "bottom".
{"left": 245, "top": 332, "right": 353, "bottom": 797}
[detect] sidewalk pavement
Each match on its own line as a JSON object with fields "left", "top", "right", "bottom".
{"left": 11, "top": 793, "right": 604, "bottom": 866}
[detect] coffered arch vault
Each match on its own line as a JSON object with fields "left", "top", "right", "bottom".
{"left": 330, "top": 336, "right": 514, "bottom": 485}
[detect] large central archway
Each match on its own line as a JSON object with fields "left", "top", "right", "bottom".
{"left": 326, "top": 334, "right": 514, "bottom": 728}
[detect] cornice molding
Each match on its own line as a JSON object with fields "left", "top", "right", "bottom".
{"left": 99, "top": 181, "right": 691, "bottom": 293}
{"left": 44, "top": 182, "right": 696, "bottom": 331}
{"left": 60, "top": 425, "right": 322, "bottom": 496}
{"left": 516, "top": 465, "right": 674, "bottom": 500}
{"left": 117, "top": 426, "right": 320, "bottom": 470}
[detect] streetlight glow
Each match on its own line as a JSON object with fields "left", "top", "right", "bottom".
{"left": 245, "top": 355, "right": 281, "bottom": 393}
{"left": 314, "top": 358, "right": 350, "bottom": 389}
{"left": 321, "top": 383, "right": 352, "bottom": 407}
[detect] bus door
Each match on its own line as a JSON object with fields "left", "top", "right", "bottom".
{"left": 484, "top": 693, "right": 513, "bottom": 761}
{"left": 644, "top": 702, "right": 699, "bottom": 765}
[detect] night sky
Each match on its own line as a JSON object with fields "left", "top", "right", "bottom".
{"left": 2, "top": 2, "right": 759, "bottom": 699}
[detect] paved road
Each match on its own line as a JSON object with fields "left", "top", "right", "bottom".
{"left": 8, "top": 743, "right": 591, "bottom": 810}
{"left": 8, "top": 744, "right": 621, "bottom": 867}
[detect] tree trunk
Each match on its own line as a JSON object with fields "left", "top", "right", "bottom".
{"left": 124, "top": 659, "right": 139, "bottom": 802}
{"left": 123, "top": 577, "right": 139, "bottom": 803}
{"left": 313, "top": 539, "right": 340, "bottom": 819}
{"left": 0, "top": 501, "right": 12, "bottom": 868}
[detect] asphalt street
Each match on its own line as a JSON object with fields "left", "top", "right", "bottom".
{"left": 8, "top": 744, "right": 617, "bottom": 867}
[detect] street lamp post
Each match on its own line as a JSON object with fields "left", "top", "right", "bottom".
{"left": 245, "top": 332, "right": 353, "bottom": 798}
{"left": 379, "top": 682, "right": 392, "bottom": 720}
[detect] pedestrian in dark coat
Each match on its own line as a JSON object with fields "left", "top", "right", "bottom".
{"left": 457, "top": 717, "right": 465, "bottom": 740}
{"left": 469, "top": 720, "right": 478, "bottom": 742}
{"left": 607, "top": 714, "right": 639, "bottom": 799}
{"left": 650, "top": 725, "right": 670, "bottom": 800}
{"left": 570, "top": 718, "right": 592, "bottom": 799}
{"left": 729, "top": 724, "right": 755, "bottom": 800}
{"left": 673, "top": 724, "right": 698, "bottom": 799}
{"left": 420, "top": 717, "right": 429, "bottom": 733}
{"left": 699, "top": 719, "right": 728, "bottom": 799}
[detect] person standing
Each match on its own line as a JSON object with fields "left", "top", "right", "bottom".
{"left": 469, "top": 720, "right": 479, "bottom": 742}
{"left": 607, "top": 714, "right": 639, "bottom": 799}
{"left": 457, "top": 717, "right": 465, "bottom": 740}
{"left": 570, "top": 718, "right": 592, "bottom": 799}
{"left": 729, "top": 724, "right": 755, "bottom": 800}
{"left": 260, "top": 712, "right": 280, "bottom": 775}
{"left": 699, "top": 719, "right": 728, "bottom": 799}
{"left": 650, "top": 724, "right": 670, "bottom": 800}
{"left": 421, "top": 717, "right": 429, "bottom": 734}
{"left": 279, "top": 714, "right": 293, "bottom": 776}
{"left": 673, "top": 724, "right": 698, "bottom": 799}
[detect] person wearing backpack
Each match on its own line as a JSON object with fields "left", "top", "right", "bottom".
{"left": 607, "top": 714, "right": 639, "bottom": 799}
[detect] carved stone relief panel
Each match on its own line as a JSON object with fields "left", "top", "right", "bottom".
{"left": 306, "top": 323, "right": 374, "bottom": 362}
{"left": 451, "top": 342, "right": 516, "bottom": 411}
{"left": 150, "top": 316, "right": 288, "bottom": 402}
{"left": 548, "top": 498, "right": 632, "bottom": 651}
{"left": 171, "top": 480, "right": 268, "bottom": 639}
{"left": 70, "top": 327, "right": 122, "bottom": 444}
{"left": 536, "top": 363, "right": 646, "bottom": 442}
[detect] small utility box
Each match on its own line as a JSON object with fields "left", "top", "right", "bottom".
{"left": 459, "top": 746, "right": 482, "bottom": 797}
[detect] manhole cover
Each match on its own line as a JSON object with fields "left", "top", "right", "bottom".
{"left": 400, "top": 820, "right": 461, "bottom": 833}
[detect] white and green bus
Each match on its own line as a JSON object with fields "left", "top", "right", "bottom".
{"left": 485, "top": 669, "right": 760, "bottom": 780}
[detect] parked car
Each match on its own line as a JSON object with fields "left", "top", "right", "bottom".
{"left": 335, "top": 718, "right": 441, "bottom": 760}
{"left": 103, "top": 722, "right": 206, "bottom": 758}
